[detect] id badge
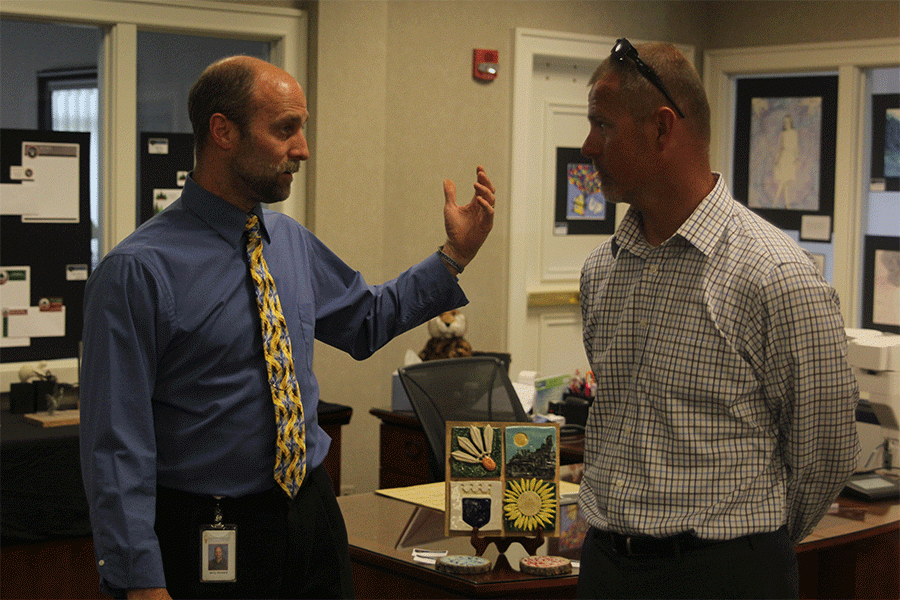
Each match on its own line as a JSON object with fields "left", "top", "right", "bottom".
{"left": 200, "top": 498, "right": 237, "bottom": 583}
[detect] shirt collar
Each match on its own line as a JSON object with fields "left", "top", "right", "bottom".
{"left": 611, "top": 173, "right": 730, "bottom": 259}
{"left": 180, "top": 175, "right": 269, "bottom": 248}
{"left": 673, "top": 173, "right": 730, "bottom": 258}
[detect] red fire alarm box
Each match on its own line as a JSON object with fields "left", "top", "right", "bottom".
{"left": 473, "top": 49, "right": 499, "bottom": 81}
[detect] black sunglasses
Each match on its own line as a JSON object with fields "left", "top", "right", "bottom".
{"left": 611, "top": 38, "right": 685, "bottom": 119}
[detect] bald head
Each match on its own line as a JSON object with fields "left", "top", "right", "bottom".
{"left": 188, "top": 56, "right": 295, "bottom": 156}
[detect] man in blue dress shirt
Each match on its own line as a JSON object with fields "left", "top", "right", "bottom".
{"left": 80, "top": 55, "right": 496, "bottom": 599}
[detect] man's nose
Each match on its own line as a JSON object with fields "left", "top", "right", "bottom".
{"left": 290, "top": 132, "right": 309, "bottom": 161}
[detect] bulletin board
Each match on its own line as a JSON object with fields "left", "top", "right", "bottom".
{"left": 0, "top": 129, "right": 91, "bottom": 363}
{"left": 139, "top": 132, "right": 194, "bottom": 224}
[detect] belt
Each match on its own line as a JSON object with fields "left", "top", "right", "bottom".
{"left": 599, "top": 529, "right": 723, "bottom": 557}
{"left": 157, "top": 464, "right": 324, "bottom": 508}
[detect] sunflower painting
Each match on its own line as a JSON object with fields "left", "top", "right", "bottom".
{"left": 503, "top": 477, "right": 557, "bottom": 532}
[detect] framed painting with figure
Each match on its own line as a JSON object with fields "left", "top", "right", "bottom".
{"left": 732, "top": 75, "right": 837, "bottom": 240}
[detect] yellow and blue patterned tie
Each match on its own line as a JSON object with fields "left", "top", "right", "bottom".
{"left": 245, "top": 214, "right": 306, "bottom": 497}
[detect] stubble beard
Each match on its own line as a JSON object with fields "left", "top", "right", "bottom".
{"left": 233, "top": 145, "right": 300, "bottom": 204}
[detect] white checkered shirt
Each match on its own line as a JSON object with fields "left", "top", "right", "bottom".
{"left": 578, "top": 175, "right": 859, "bottom": 543}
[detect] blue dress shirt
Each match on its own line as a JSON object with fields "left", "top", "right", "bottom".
{"left": 80, "top": 176, "right": 467, "bottom": 592}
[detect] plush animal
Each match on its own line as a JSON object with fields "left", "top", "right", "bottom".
{"left": 419, "top": 309, "right": 473, "bottom": 361}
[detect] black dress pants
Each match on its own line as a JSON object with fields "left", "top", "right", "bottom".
{"left": 154, "top": 465, "right": 354, "bottom": 599}
{"left": 576, "top": 525, "right": 799, "bottom": 599}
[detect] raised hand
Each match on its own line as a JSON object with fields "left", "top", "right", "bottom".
{"left": 441, "top": 166, "right": 496, "bottom": 272}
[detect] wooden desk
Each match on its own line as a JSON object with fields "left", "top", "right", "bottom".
{"left": 318, "top": 401, "right": 354, "bottom": 495}
{"left": 338, "top": 491, "right": 578, "bottom": 599}
{"left": 796, "top": 495, "right": 899, "bottom": 599}
{"left": 370, "top": 408, "right": 584, "bottom": 488}
{"left": 0, "top": 402, "right": 352, "bottom": 600}
{"left": 340, "top": 489, "right": 898, "bottom": 600}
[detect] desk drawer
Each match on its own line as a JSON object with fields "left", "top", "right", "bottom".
{"left": 379, "top": 423, "right": 431, "bottom": 487}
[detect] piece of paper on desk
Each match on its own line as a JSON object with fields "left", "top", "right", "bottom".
{"left": 376, "top": 482, "right": 446, "bottom": 512}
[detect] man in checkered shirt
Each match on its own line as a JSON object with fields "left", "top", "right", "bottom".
{"left": 575, "top": 40, "right": 859, "bottom": 599}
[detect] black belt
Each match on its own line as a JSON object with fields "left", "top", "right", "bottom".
{"left": 157, "top": 464, "right": 324, "bottom": 509}
{"left": 599, "top": 529, "right": 723, "bottom": 557}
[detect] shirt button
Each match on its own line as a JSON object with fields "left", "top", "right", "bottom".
{"left": 648, "top": 264, "right": 659, "bottom": 275}
{"left": 615, "top": 478, "right": 625, "bottom": 487}
{"left": 98, "top": 560, "right": 105, "bottom": 566}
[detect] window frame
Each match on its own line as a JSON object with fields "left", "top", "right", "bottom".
{"left": 0, "top": 0, "right": 307, "bottom": 389}
{"left": 1, "top": 0, "right": 308, "bottom": 251}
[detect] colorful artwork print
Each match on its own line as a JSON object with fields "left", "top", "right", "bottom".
{"left": 556, "top": 502, "right": 590, "bottom": 554}
{"left": 446, "top": 422, "right": 559, "bottom": 537}
{"left": 503, "top": 478, "right": 557, "bottom": 532}
{"left": 449, "top": 424, "right": 501, "bottom": 478}
{"left": 448, "top": 481, "right": 503, "bottom": 533}
{"left": 504, "top": 425, "right": 557, "bottom": 479}
{"left": 566, "top": 163, "right": 605, "bottom": 220}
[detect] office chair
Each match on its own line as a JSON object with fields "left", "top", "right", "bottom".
{"left": 397, "top": 356, "right": 529, "bottom": 481}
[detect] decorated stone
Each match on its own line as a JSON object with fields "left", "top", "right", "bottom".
{"left": 519, "top": 555, "right": 572, "bottom": 576}
{"left": 435, "top": 554, "right": 493, "bottom": 574}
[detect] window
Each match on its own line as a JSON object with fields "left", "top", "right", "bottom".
{"left": 39, "top": 67, "right": 101, "bottom": 266}
{"left": 0, "top": 0, "right": 306, "bottom": 387}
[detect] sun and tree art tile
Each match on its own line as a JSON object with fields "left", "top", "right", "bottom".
{"left": 445, "top": 422, "right": 559, "bottom": 537}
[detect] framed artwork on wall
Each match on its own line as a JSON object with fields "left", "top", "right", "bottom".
{"left": 732, "top": 75, "right": 838, "bottom": 241}
{"left": 554, "top": 147, "right": 615, "bottom": 236}
{"left": 862, "top": 235, "right": 900, "bottom": 334}
{"left": 870, "top": 93, "right": 900, "bottom": 192}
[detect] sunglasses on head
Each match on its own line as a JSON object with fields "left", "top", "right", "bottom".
{"left": 611, "top": 38, "right": 685, "bottom": 119}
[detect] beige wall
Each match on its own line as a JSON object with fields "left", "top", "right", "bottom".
{"left": 300, "top": 0, "right": 898, "bottom": 494}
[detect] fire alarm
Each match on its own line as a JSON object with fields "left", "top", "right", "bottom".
{"left": 473, "top": 49, "right": 499, "bottom": 81}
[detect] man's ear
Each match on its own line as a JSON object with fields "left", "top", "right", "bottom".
{"left": 651, "top": 106, "right": 677, "bottom": 150}
{"left": 208, "top": 113, "right": 239, "bottom": 151}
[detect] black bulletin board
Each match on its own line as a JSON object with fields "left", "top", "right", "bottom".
{"left": 1, "top": 129, "right": 91, "bottom": 363}
{"left": 139, "top": 132, "right": 195, "bottom": 225}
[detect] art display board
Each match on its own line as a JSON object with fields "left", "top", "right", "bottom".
{"left": 445, "top": 421, "right": 559, "bottom": 537}
{"left": 139, "top": 132, "right": 194, "bottom": 225}
{"left": 0, "top": 129, "right": 91, "bottom": 363}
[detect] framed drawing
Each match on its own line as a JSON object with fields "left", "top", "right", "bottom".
{"left": 732, "top": 75, "right": 838, "bottom": 239}
{"left": 554, "top": 147, "right": 615, "bottom": 235}
{"left": 870, "top": 93, "right": 900, "bottom": 192}
{"left": 862, "top": 235, "right": 900, "bottom": 334}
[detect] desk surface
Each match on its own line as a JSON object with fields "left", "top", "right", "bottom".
{"left": 338, "top": 491, "right": 578, "bottom": 599}
{"left": 339, "top": 488, "right": 899, "bottom": 599}
{"left": 799, "top": 493, "right": 900, "bottom": 549}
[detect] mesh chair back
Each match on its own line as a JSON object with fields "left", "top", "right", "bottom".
{"left": 397, "top": 356, "right": 528, "bottom": 480}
